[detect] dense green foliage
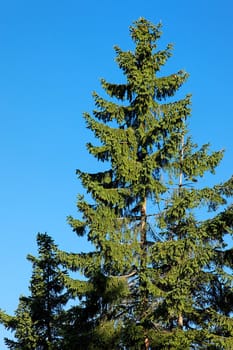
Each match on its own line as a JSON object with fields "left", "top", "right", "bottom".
{"left": 0, "top": 233, "right": 69, "bottom": 349}
{"left": 1, "top": 18, "right": 233, "bottom": 349}
{"left": 58, "top": 18, "right": 233, "bottom": 349}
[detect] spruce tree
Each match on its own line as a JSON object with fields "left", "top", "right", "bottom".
{"left": 0, "top": 233, "right": 69, "bottom": 350}
{"left": 59, "top": 18, "right": 233, "bottom": 349}
{"left": 0, "top": 297, "right": 37, "bottom": 350}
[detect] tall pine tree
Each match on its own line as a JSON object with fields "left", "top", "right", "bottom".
{"left": 59, "top": 18, "right": 233, "bottom": 349}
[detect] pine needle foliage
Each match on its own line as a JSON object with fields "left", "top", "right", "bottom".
{"left": 0, "top": 233, "right": 69, "bottom": 350}
{"left": 59, "top": 18, "right": 233, "bottom": 349}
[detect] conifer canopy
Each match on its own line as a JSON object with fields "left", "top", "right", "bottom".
{"left": 0, "top": 18, "right": 232, "bottom": 350}
{"left": 61, "top": 18, "right": 233, "bottom": 349}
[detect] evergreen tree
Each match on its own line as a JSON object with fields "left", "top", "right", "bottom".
{"left": 58, "top": 18, "right": 233, "bottom": 349}
{"left": 0, "top": 297, "right": 37, "bottom": 350}
{"left": 0, "top": 233, "right": 69, "bottom": 349}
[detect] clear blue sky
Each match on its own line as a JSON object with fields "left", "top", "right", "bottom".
{"left": 0, "top": 0, "right": 232, "bottom": 347}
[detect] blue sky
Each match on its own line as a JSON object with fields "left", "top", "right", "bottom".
{"left": 0, "top": 0, "right": 233, "bottom": 347}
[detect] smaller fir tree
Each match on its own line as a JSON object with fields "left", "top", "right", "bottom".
{"left": 0, "top": 233, "right": 69, "bottom": 350}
